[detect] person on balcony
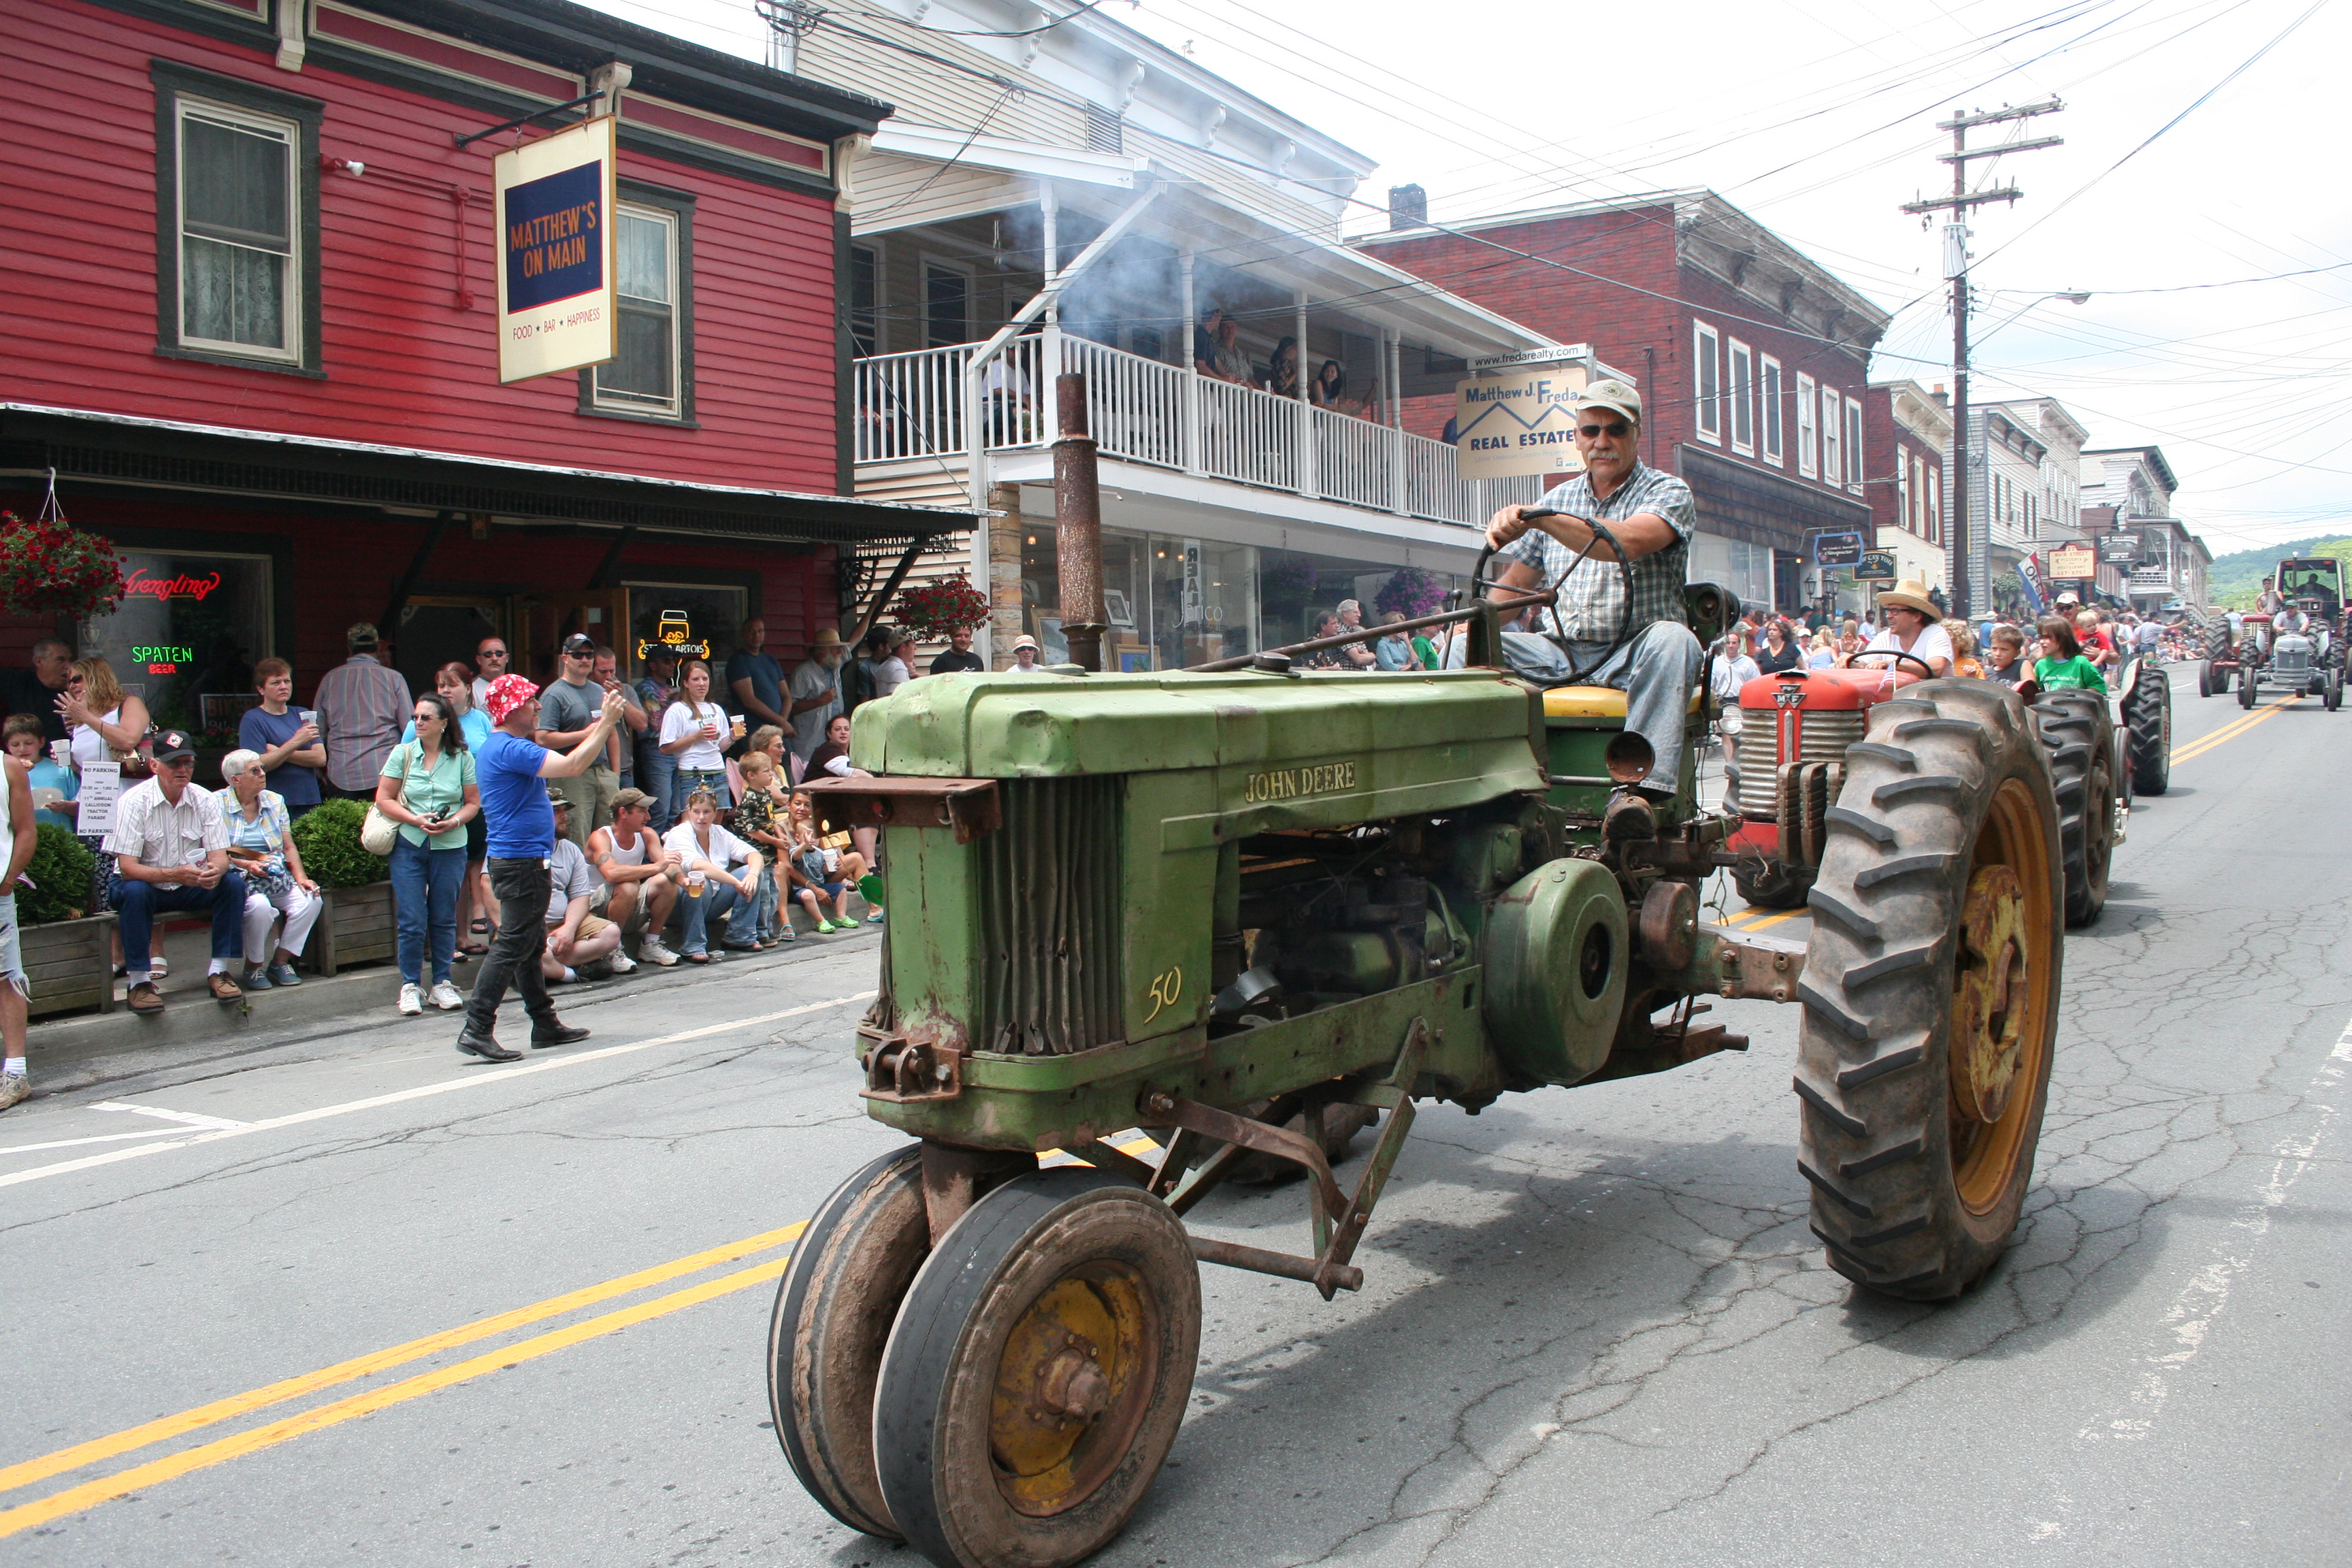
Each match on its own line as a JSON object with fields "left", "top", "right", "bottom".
{"left": 1309, "top": 359, "right": 1354, "bottom": 416}
{"left": 1264, "top": 337, "right": 1301, "bottom": 399}
{"left": 1194, "top": 310, "right": 1250, "bottom": 385}
{"left": 1467, "top": 379, "right": 1704, "bottom": 830}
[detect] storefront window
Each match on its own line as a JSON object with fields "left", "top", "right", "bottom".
{"left": 80, "top": 549, "right": 274, "bottom": 742}
{"left": 625, "top": 583, "right": 744, "bottom": 674}
{"left": 1145, "top": 536, "right": 1258, "bottom": 671}
{"left": 1019, "top": 528, "right": 1166, "bottom": 669}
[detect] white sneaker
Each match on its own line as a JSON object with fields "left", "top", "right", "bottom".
{"left": 638, "top": 936, "right": 680, "bottom": 967}
{"left": 429, "top": 981, "right": 465, "bottom": 1011}
{"left": 609, "top": 951, "right": 638, "bottom": 975}
{"left": 397, "top": 983, "right": 424, "bottom": 1016}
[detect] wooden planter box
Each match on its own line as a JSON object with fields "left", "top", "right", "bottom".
{"left": 311, "top": 881, "right": 396, "bottom": 977}
{"left": 23, "top": 912, "right": 118, "bottom": 1019}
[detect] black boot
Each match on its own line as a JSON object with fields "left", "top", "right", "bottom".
{"left": 456, "top": 1027, "right": 521, "bottom": 1062}
{"left": 531, "top": 1021, "right": 591, "bottom": 1049}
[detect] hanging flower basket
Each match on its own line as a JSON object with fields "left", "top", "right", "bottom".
{"left": 0, "top": 503, "right": 125, "bottom": 622}
{"left": 1374, "top": 566, "right": 1448, "bottom": 621}
{"left": 894, "top": 573, "right": 993, "bottom": 638}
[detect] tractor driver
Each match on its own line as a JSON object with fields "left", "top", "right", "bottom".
{"left": 1473, "top": 379, "right": 1704, "bottom": 829}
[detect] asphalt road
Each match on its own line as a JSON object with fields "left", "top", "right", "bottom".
{"left": 1, "top": 670, "right": 2345, "bottom": 1567}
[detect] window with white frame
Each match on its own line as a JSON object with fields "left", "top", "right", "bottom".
{"left": 1844, "top": 398, "right": 1864, "bottom": 491}
{"left": 1693, "top": 322, "right": 1722, "bottom": 442}
{"left": 1795, "top": 373, "right": 1816, "bottom": 476}
{"left": 1896, "top": 458, "right": 1910, "bottom": 536}
{"left": 1761, "top": 357, "right": 1783, "bottom": 462}
{"left": 1728, "top": 340, "right": 1754, "bottom": 453}
{"left": 153, "top": 63, "right": 321, "bottom": 373}
{"left": 590, "top": 200, "right": 692, "bottom": 420}
{"left": 1928, "top": 466, "right": 1942, "bottom": 544}
{"left": 1819, "top": 386, "right": 1841, "bottom": 491}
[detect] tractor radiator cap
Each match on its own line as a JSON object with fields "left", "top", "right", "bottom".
{"left": 1252, "top": 652, "right": 1297, "bottom": 675}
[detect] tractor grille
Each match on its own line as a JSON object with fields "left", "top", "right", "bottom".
{"left": 1734, "top": 707, "right": 1867, "bottom": 818}
{"left": 971, "top": 777, "right": 1126, "bottom": 1055}
{"left": 2274, "top": 648, "right": 2310, "bottom": 677}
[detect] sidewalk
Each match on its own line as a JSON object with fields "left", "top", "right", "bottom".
{"left": 29, "top": 892, "right": 883, "bottom": 1094}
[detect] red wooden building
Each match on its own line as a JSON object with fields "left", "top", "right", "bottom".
{"left": 0, "top": 0, "right": 964, "bottom": 729}
{"left": 1361, "top": 190, "right": 1891, "bottom": 616}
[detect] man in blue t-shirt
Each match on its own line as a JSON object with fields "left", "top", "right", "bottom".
{"left": 725, "top": 617, "right": 788, "bottom": 738}
{"left": 235, "top": 657, "right": 325, "bottom": 817}
{"left": 458, "top": 673, "right": 627, "bottom": 1062}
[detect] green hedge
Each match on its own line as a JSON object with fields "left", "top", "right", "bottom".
{"left": 291, "top": 798, "right": 386, "bottom": 888}
{"left": 20, "top": 823, "right": 95, "bottom": 926}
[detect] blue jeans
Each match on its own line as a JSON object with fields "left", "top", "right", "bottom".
{"left": 752, "top": 866, "right": 783, "bottom": 939}
{"left": 390, "top": 836, "right": 464, "bottom": 985}
{"left": 679, "top": 875, "right": 760, "bottom": 955}
{"left": 1450, "top": 621, "right": 1704, "bottom": 797}
{"left": 675, "top": 768, "right": 728, "bottom": 812}
{"left": 117, "top": 872, "right": 248, "bottom": 971}
{"left": 636, "top": 740, "right": 676, "bottom": 831}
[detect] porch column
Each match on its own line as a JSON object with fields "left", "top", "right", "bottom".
{"left": 1040, "top": 180, "right": 1062, "bottom": 390}
{"left": 1179, "top": 251, "right": 1201, "bottom": 475}
{"left": 987, "top": 481, "right": 1024, "bottom": 670}
{"left": 1385, "top": 327, "right": 1405, "bottom": 515}
{"left": 1294, "top": 291, "right": 1313, "bottom": 498}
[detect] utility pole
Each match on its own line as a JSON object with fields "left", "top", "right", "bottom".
{"left": 1901, "top": 99, "right": 2062, "bottom": 621}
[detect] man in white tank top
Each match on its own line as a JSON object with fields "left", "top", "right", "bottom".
{"left": 589, "top": 788, "right": 680, "bottom": 967}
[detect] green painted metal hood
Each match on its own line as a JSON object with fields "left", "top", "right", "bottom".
{"left": 852, "top": 668, "right": 1544, "bottom": 783}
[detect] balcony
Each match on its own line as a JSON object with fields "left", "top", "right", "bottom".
{"left": 852, "top": 336, "right": 1544, "bottom": 529}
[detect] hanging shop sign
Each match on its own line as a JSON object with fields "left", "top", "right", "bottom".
{"left": 2047, "top": 544, "right": 2098, "bottom": 580}
{"left": 1452, "top": 362, "right": 1590, "bottom": 480}
{"left": 1854, "top": 550, "right": 1897, "bottom": 583}
{"left": 493, "top": 116, "right": 619, "bottom": 385}
{"left": 1812, "top": 532, "right": 1865, "bottom": 568}
{"left": 2096, "top": 532, "right": 2142, "bottom": 564}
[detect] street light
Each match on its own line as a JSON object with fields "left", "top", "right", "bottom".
{"left": 1973, "top": 289, "right": 2092, "bottom": 349}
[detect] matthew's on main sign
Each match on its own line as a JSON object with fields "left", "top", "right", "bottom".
{"left": 493, "top": 116, "right": 618, "bottom": 385}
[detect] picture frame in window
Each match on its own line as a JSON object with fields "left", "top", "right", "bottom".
{"left": 150, "top": 61, "right": 324, "bottom": 377}
{"left": 582, "top": 181, "right": 697, "bottom": 425}
{"left": 1103, "top": 589, "right": 1134, "bottom": 628}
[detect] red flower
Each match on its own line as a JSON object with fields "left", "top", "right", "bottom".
{"left": 0, "top": 510, "right": 125, "bottom": 621}
{"left": 894, "top": 574, "right": 992, "bottom": 638}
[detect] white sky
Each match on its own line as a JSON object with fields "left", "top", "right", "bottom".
{"left": 595, "top": 0, "right": 2349, "bottom": 551}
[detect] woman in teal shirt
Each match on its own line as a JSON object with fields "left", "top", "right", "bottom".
{"left": 377, "top": 693, "right": 481, "bottom": 1017}
{"left": 2031, "top": 616, "right": 2108, "bottom": 693}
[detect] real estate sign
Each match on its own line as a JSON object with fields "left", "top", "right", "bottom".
{"left": 1452, "top": 362, "right": 1589, "bottom": 479}
{"left": 493, "top": 116, "right": 618, "bottom": 384}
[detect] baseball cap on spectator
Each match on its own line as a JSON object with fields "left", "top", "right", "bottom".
{"left": 151, "top": 730, "right": 196, "bottom": 762}
{"left": 1012, "top": 635, "right": 1039, "bottom": 652}
{"left": 612, "top": 787, "right": 654, "bottom": 814}
{"left": 346, "top": 621, "right": 380, "bottom": 651}
{"left": 1578, "top": 379, "right": 1644, "bottom": 423}
{"left": 561, "top": 632, "right": 595, "bottom": 657}
{"left": 484, "top": 674, "right": 540, "bottom": 725}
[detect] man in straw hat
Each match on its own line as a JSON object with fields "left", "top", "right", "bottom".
{"left": 786, "top": 627, "right": 848, "bottom": 766}
{"left": 1475, "top": 379, "right": 1705, "bottom": 821}
{"left": 1839, "top": 580, "right": 1954, "bottom": 677}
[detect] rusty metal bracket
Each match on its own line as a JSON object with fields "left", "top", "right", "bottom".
{"left": 1703, "top": 925, "right": 1807, "bottom": 1002}
{"left": 860, "top": 1029, "right": 963, "bottom": 1104}
{"left": 1143, "top": 1090, "right": 1345, "bottom": 1242}
{"left": 798, "top": 776, "right": 1002, "bottom": 843}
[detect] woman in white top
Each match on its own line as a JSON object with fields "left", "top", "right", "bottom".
{"left": 660, "top": 787, "right": 762, "bottom": 961}
{"left": 60, "top": 657, "right": 150, "bottom": 926}
{"left": 873, "top": 630, "right": 916, "bottom": 700}
{"left": 659, "top": 659, "right": 733, "bottom": 807}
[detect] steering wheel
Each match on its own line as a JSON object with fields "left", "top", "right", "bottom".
{"left": 1867, "top": 651, "right": 1940, "bottom": 681}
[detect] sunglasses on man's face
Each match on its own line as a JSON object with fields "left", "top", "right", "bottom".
{"left": 1578, "top": 419, "right": 1631, "bottom": 439}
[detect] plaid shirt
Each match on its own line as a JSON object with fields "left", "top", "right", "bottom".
{"left": 1505, "top": 463, "right": 1695, "bottom": 641}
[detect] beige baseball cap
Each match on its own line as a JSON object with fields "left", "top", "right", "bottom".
{"left": 1578, "top": 378, "right": 1643, "bottom": 423}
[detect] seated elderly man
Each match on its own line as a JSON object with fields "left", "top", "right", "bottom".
{"left": 1460, "top": 379, "right": 1703, "bottom": 834}
{"left": 1839, "top": 581, "right": 1953, "bottom": 678}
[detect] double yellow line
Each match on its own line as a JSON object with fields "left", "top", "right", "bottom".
{"left": 2172, "top": 693, "right": 2302, "bottom": 764}
{"left": 1724, "top": 905, "right": 1804, "bottom": 932}
{"left": 0, "top": 1220, "right": 809, "bottom": 1539}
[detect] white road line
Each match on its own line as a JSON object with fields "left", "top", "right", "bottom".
{"left": 2078, "top": 1012, "right": 2351, "bottom": 1444}
{"left": 0, "top": 992, "right": 877, "bottom": 1192}
{"left": 0, "top": 1126, "right": 193, "bottom": 1157}
{"left": 92, "top": 1101, "right": 252, "bottom": 1130}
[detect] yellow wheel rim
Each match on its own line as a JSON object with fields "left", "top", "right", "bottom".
{"left": 1950, "top": 776, "right": 2057, "bottom": 1214}
{"left": 987, "top": 1266, "right": 1156, "bottom": 1516}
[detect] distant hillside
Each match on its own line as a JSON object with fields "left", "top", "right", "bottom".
{"left": 2206, "top": 534, "right": 2352, "bottom": 608}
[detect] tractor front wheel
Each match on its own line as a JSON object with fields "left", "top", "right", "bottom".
{"left": 1795, "top": 679, "right": 2061, "bottom": 1299}
{"left": 2124, "top": 665, "right": 2171, "bottom": 796}
{"left": 875, "top": 1169, "right": 1200, "bottom": 1568}
{"left": 2240, "top": 667, "right": 2257, "bottom": 708}
{"left": 768, "top": 1144, "right": 932, "bottom": 1541}
{"left": 2328, "top": 668, "right": 2344, "bottom": 712}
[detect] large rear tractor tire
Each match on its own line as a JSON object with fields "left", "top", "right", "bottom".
{"left": 875, "top": 1168, "right": 1200, "bottom": 1568}
{"left": 1795, "top": 679, "right": 2062, "bottom": 1299}
{"left": 2123, "top": 666, "right": 2171, "bottom": 796}
{"left": 768, "top": 1144, "right": 932, "bottom": 1541}
{"left": 1733, "top": 858, "right": 1814, "bottom": 910}
{"left": 2029, "top": 690, "right": 2118, "bottom": 927}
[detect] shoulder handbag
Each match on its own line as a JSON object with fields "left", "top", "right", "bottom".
{"left": 359, "top": 742, "right": 408, "bottom": 856}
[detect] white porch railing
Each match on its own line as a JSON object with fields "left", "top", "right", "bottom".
{"left": 851, "top": 337, "right": 1546, "bottom": 529}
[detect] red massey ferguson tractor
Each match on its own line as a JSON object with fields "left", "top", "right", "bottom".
{"left": 1727, "top": 664, "right": 2123, "bottom": 928}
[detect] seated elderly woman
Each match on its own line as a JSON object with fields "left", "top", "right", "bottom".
{"left": 215, "top": 749, "right": 323, "bottom": 990}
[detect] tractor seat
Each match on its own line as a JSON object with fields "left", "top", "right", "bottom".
{"left": 1540, "top": 685, "right": 1705, "bottom": 719}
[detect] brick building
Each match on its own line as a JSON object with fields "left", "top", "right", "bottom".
{"left": 1358, "top": 189, "right": 1890, "bottom": 615}
{"left": 0, "top": 0, "right": 962, "bottom": 739}
{"left": 1863, "top": 380, "right": 1950, "bottom": 595}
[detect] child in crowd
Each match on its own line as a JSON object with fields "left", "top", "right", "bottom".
{"left": 4, "top": 715, "right": 77, "bottom": 832}
{"left": 732, "top": 749, "right": 792, "bottom": 945}
{"left": 783, "top": 790, "right": 866, "bottom": 934}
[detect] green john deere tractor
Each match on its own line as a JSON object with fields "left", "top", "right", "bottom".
{"left": 776, "top": 587, "right": 2065, "bottom": 1568}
